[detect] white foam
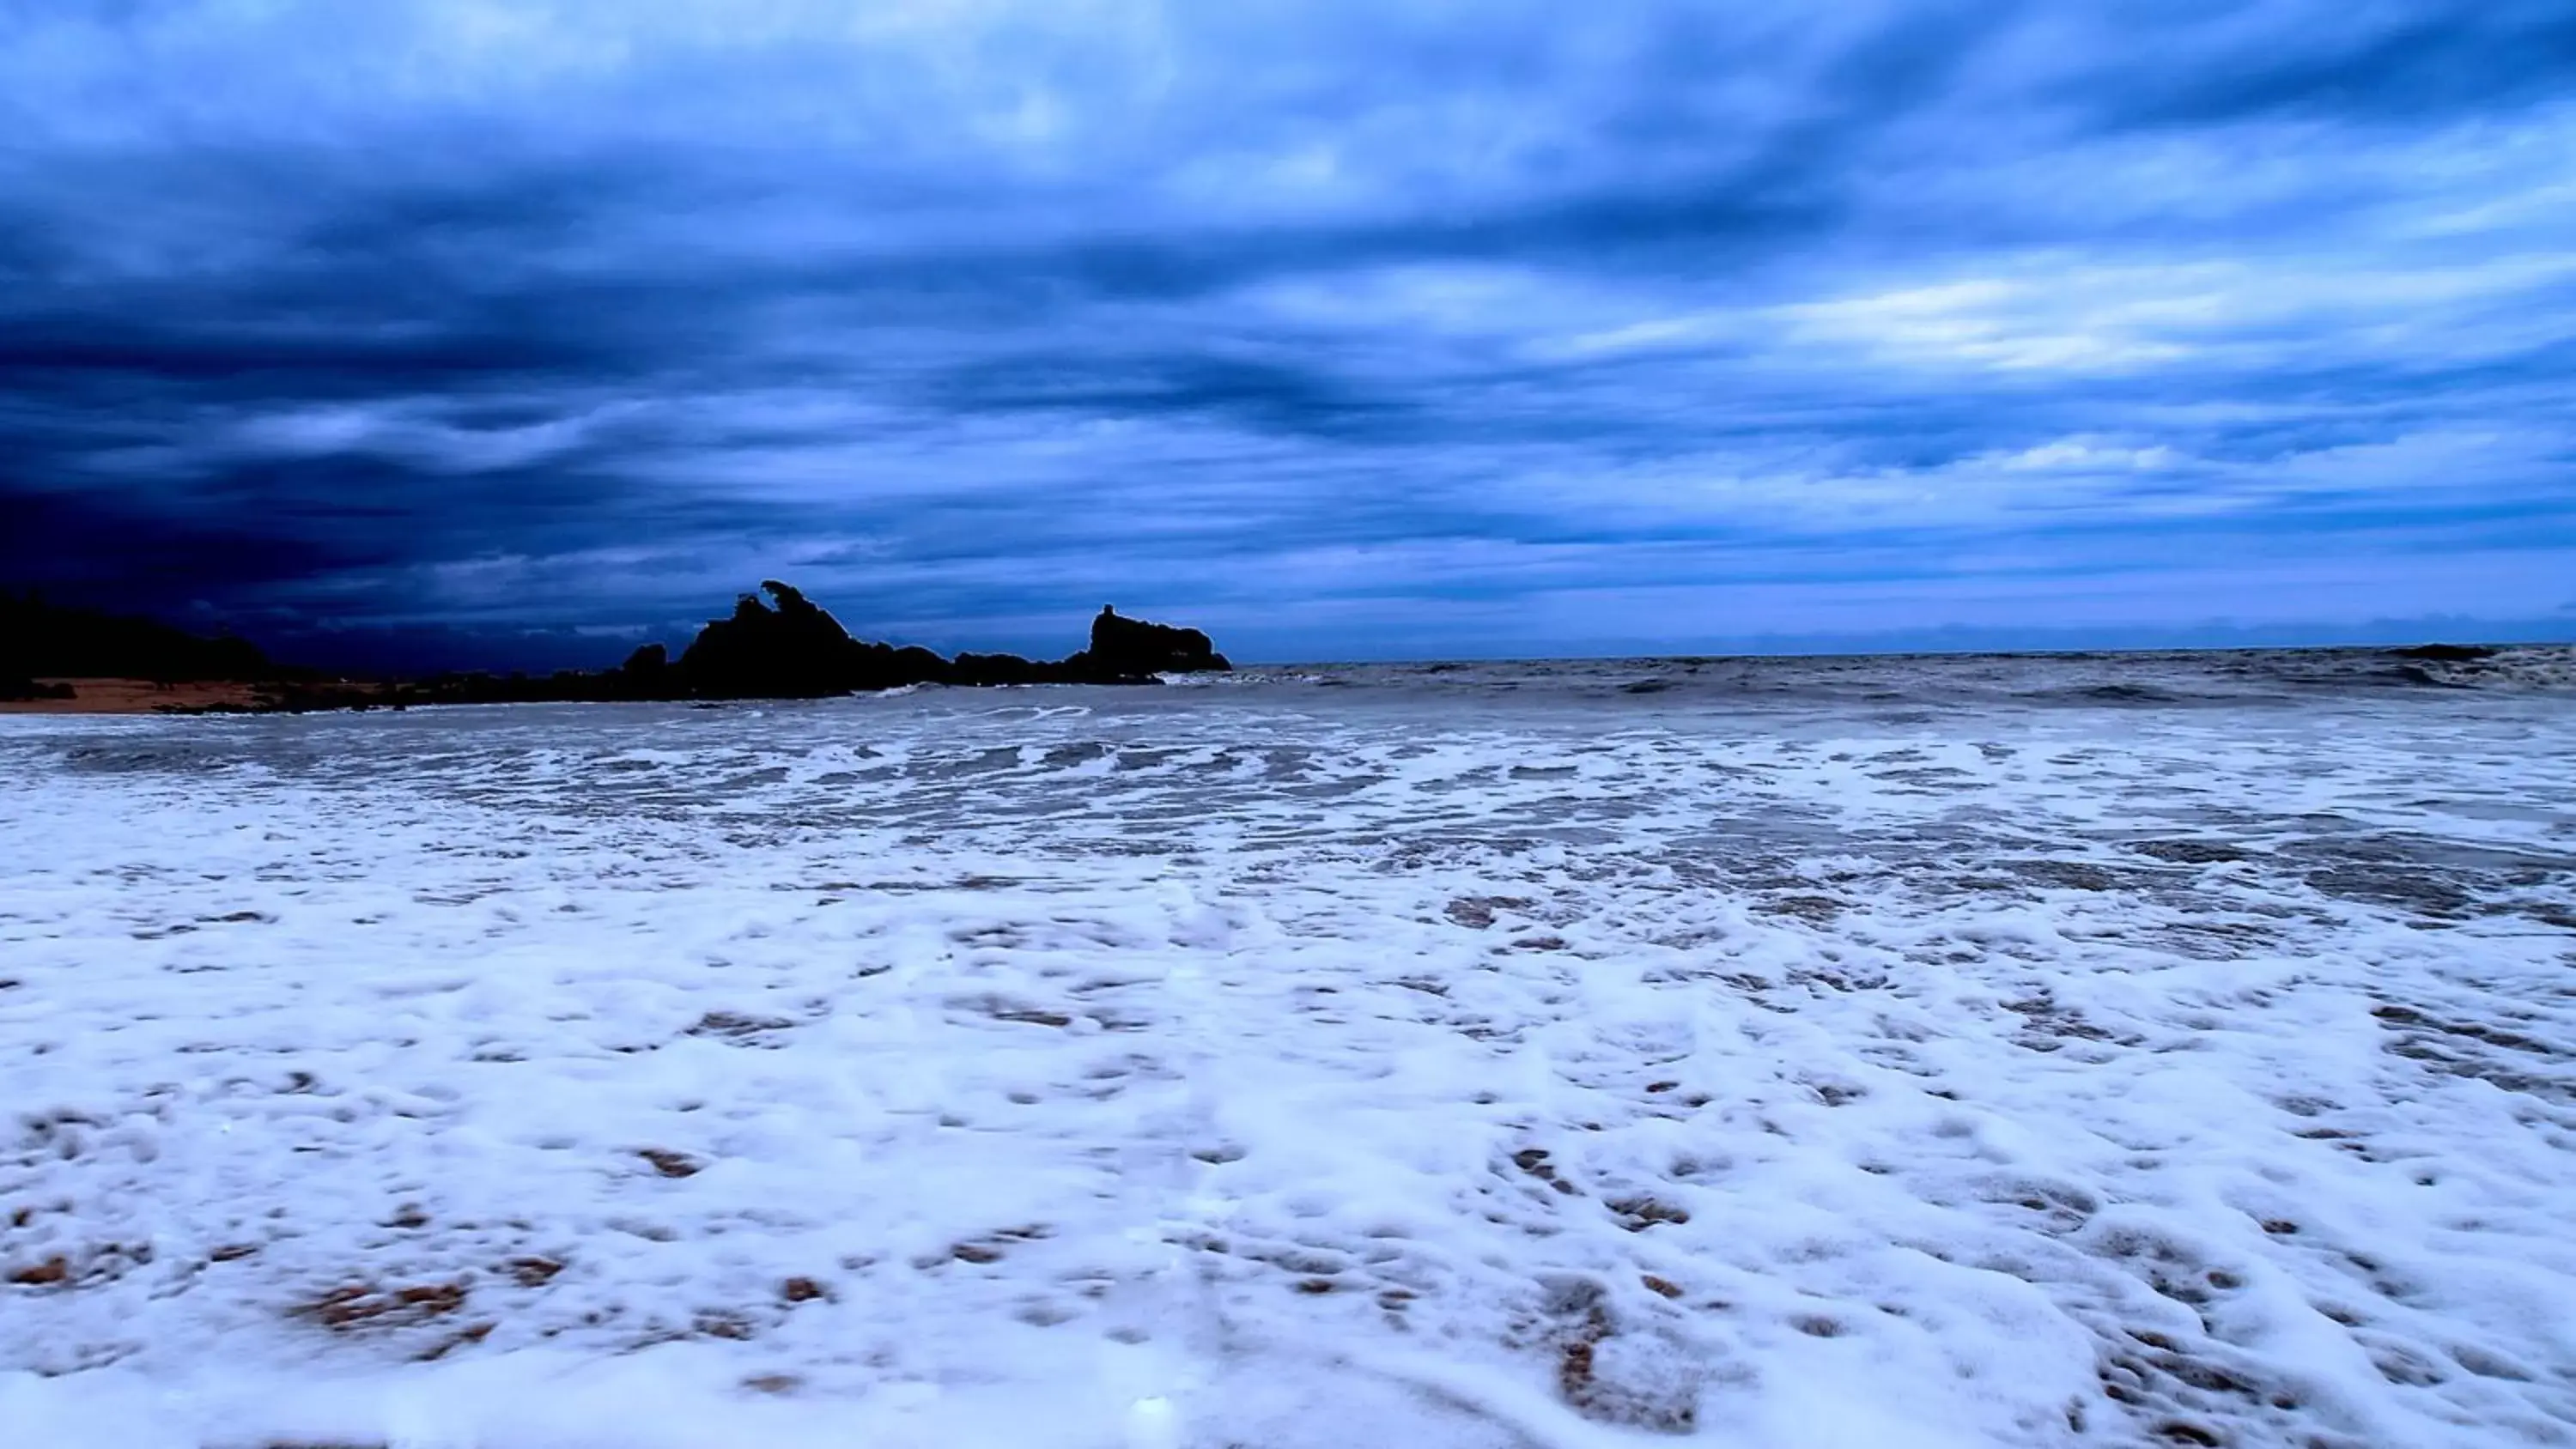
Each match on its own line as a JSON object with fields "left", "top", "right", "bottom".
{"left": 2, "top": 688, "right": 2572, "bottom": 1446}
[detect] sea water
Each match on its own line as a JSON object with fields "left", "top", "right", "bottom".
{"left": 3, "top": 646, "right": 2573, "bottom": 1447}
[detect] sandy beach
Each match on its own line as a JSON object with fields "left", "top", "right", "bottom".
{"left": 0, "top": 679, "right": 276, "bottom": 715}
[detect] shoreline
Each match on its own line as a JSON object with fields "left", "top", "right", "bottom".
{"left": 0, "top": 678, "right": 343, "bottom": 716}
{"left": 8, "top": 640, "right": 2566, "bottom": 718}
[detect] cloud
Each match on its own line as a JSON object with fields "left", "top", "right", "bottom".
{"left": 0, "top": 0, "right": 2570, "bottom": 659}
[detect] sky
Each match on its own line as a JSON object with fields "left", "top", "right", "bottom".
{"left": 3, "top": 0, "right": 2573, "bottom": 668}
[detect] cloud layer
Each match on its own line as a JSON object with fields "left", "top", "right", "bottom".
{"left": 5, "top": 0, "right": 2572, "bottom": 662}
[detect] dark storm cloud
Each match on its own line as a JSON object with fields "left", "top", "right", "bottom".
{"left": 2, "top": 0, "right": 2571, "bottom": 660}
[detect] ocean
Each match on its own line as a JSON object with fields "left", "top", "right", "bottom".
{"left": 3, "top": 643, "right": 2573, "bottom": 1447}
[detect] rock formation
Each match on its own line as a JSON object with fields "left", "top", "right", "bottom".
{"left": 1, "top": 676, "right": 76, "bottom": 702}
{"left": 1, "top": 589, "right": 280, "bottom": 682}
{"left": 2390, "top": 643, "right": 2497, "bottom": 663}
{"left": 653, "top": 583, "right": 1229, "bottom": 698}
{"left": 674, "top": 581, "right": 885, "bottom": 697}
{"left": 1061, "top": 605, "right": 1232, "bottom": 682}
{"left": 6, "top": 579, "right": 1230, "bottom": 712}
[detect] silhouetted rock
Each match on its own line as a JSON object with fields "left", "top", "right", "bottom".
{"left": 670, "top": 580, "right": 965, "bottom": 697}
{"left": 23, "top": 579, "right": 1236, "bottom": 712}
{"left": 677, "top": 581, "right": 867, "bottom": 697}
{"left": 2, "top": 676, "right": 77, "bottom": 701}
{"left": 2391, "top": 643, "right": 2497, "bottom": 663}
{"left": 1, "top": 589, "right": 284, "bottom": 682}
{"left": 660, "top": 586, "right": 1229, "bottom": 696}
{"left": 1058, "top": 605, "right": 1232, "bottom": 682}
{"left": 948, "top": 652, "right": 1045, "bottom": 687}
{"left": 607, "top": 642, "right": 673, "bottom": 700}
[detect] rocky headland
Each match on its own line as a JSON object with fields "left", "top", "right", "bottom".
{"left": 2, "top": 582, "right": 1230, "bottom": 712}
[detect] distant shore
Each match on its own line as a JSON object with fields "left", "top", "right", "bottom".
{"left": 11, "top": 641, "right": 2567, "bottom": 718}
{"left": 0, "top": 678, "right": 295, "bottom": 715}
{"left": 4, "top": 582, "right": 1231, "bottom": 714}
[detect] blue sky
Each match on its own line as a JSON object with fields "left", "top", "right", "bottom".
{"left": 3, "top": 0, "right": 2572, "bottom": 666}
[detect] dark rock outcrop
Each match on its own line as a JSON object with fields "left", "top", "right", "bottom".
{"left": 2, "top": 676, "right": 76, "bottom": 702}
{"left": 665, "top": 580, "right": 986, "bottom": 698}
{"left": 2391, "top": 643, "right": 2497, "bottom": 663}
{"left": 28, "top": 579, "right": 1232, "bottom": 712}
{"left": 650, "top": 584, "right": 1229, "bottom": 698}
{"left": 607, "top": 643, "right": 673, "bottom": 700}
{"left": 676, "top": 581, "right": 886, "bottom": 698}
{"left": 948, "top": 652, "right": 1048, "bottom": 687}
{"left": 1, "top": 590, "right": 283, "bottom": 682}
{"left": 1059, "top": 605, "right": 1231, "bottom": 682}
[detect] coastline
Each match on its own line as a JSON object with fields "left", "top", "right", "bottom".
{"left": 9, "top": 640, "right": 2567, "bottom": 718}
{"left": 4, "top": 585, "right": 1232, "bottom": 714}
{"left": 0, "top": 678, "right": 289, "bottom": 715}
